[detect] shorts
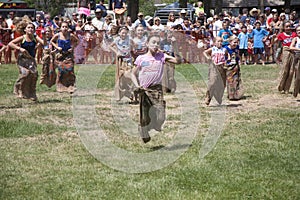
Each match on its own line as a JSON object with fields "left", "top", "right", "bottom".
{"left": 253, "top": 47, "right": 265, "bottom": 54}
{"left": 239, "top": 49, "right": 248, "bottom": 56}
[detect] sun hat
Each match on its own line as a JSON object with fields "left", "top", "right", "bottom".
{"left": 250, "top": 8, "right": 261, "bottom": 16}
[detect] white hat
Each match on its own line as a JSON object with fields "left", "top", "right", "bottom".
{"left": 207, "top": 17, "right": 213, "bottom": 22}
{"left": 144, "top": 16, "right": 153, "bottom": 22}
{"left": 249, "top": 8, "right": 261, "bottom": 16}
{"left": 180, "top": 9, "right": 187, "bottom": 14}
{"left": 95, "top": 8, "right": 102, "bottom": 13}
{"left": 271, "top": 9, "right": 277, "bottom": 13}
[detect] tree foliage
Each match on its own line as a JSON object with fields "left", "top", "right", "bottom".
{"left": 24, "top": 0, "right": 74, "bottom": 17}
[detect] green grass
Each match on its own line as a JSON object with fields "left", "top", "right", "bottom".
{"left": 1, "top": 63, "right": 299, "bottom": 199}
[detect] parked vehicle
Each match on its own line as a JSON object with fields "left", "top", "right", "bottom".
{"left": 154, "top": 1, "right": 195, "bottom": 25}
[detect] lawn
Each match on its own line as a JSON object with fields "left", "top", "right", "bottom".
{"left": 0, "top": 62, "right": 299, "bottom": 199}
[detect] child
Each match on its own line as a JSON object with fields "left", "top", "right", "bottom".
{"left": 131, "top": 34, "right": 181, "bottom": 143}
{"left": 160, "top": 31, "right": 178, "bottom": 93}
{"left": 288, "top": 26, "right": 300, "bottom": 97}
{"left": 8, "top": 21, "right": 44, "bottom": 101}
{"left": 277, "top": 22, "right": 297, "bottom": 93}
{"left": 110, "top": 26, "right": 136, "bottom": 102}
{"left": 238, "top": 25, "right": 249, "bottom": 65}
{"left": 40, "top": 26, "right": 56, "bottom": 87}
{"left": 132, "top": 24, "right": 148, "bottom": 60}
{"left": 249, "top": 21, "right": 269, "bottom": 65}
{"left": 224, "top": 35, "right": 244, "bottom": 100}
{"left": 51, "top": 21, "right": 78, "bottom": 93}
{"left": 203, "top": 36, "right": 227, "bottom": 105}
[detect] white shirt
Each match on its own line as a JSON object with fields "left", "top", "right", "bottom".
{"left": 92, "top": 17, "right": 105, "bottom": 30}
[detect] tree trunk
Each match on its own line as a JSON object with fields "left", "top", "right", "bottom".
{"left": 215, "top": 0, "right": 223, "bottom": 15}
{"left": 203, "top": 0, "right": 211, "bottom": 17}
{"left": 127, "top": 0, "right": 139, "bottom": 22}
{"left": 179, "top": 0, "right": 187, "bottom": 8}
{"left": 258, "top": 0, "right": 264, "bottom": 13}
{"left": 284, "top": 0, "right": 291, "bottom": 10}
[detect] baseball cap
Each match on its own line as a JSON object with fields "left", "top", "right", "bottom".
{"left": 271, "top": 9, "right": 277, "bottom": 13}
{"left": 265, "top": 7, "right": 271, "bottom": 11}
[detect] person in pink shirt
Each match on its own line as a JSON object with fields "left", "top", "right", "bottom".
{"left": 131, "top": 34, "right": 181, "bottom": 143}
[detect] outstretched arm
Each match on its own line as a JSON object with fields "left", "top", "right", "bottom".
{"left": 203, "top": 48, "right": 212, "bottom": 60}
{"left": 131, "top": 66, "right": 140, "bottom": 88}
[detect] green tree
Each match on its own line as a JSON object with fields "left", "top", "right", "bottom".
{"left": 24, "top": 0, "right": 73, "bottom": 17}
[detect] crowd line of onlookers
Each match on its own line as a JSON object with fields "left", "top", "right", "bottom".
{"left": 0, "top": 1, "right": 300, "bottom": 65}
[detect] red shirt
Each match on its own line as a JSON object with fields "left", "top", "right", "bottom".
{"left": 277, "top": 32, "right": 297, "bottom": 47}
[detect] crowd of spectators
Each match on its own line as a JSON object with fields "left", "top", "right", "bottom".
{"left": 0, "top": 0, "right": 299, "bottom": 65}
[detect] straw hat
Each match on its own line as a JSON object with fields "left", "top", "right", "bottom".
{"left": 249, "top": 8, "right": 261, "bottom": 16}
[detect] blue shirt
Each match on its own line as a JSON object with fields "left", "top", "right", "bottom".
{"left": 112, "top": 0, "right": 126, "bottom": 9}
{"left": 218, "top": 28, "right": 233, "bottom": 46}
{"left": 250, "top": 28, "right": 269, "bottom": 48}
{"left": 238, "top": 32, "right": 249, "bottom": 49}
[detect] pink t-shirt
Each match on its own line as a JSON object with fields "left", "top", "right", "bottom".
{"left": 134, "top": 52, "right": 165, "bottom": 88}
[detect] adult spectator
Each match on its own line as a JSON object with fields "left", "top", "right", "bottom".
{"left": 240, "top": 8, "right": 249, "bottom": 23}
{"left": 249, "top": 8, "right": 260, "bottom": 25}
{"left": 276, "top": 13, "right": 287, "bottom": 31}
{"left": 112, "top": 0, "right": 126, "bottom": 20}
{"left": 6, "top": 12, "right": 14, "bottom": 28}
{"left": 218, "top": 20, "right": 233, "bottom": 46}
{"left": 194, "top": 10, "right": 206, "bottom": 26}
{"left": 195, "top": 1, "right": 204, "bottom": 16}
{"left": 258, "top": 14, "right": 267, "bottom": 29}
{"left": 212, "top": 13, "right": 224, "bottom": 37}
{"left": 78, "top": 0, "right": 91, "bottom": 22}
{"left": 152, "top": 17, "right": 165, "bottom": 31}
{"left": 33, "top": 13, "right": 43, "bottom": 28}
{"left": 166, "top": 12, "right": 176, "bottom": 29}
{"left": 71, "top": 13, "right": 79, "bottom": 27}
{"left": 265, "top": 7, "right": 272, "bottom": 20}
{"left": 132, "top": 12, "right": 151, "bottom": 30}
{"left": 92, "top": 8, "right": 105, "bottom": 30}
{"left": 175, "top": 9, "right": 187, "bottom": 25}
{"left": 95, "top": 0, "right": 107, "bottom": 18}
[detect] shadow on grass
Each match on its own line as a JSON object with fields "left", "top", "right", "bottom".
{"left": 37, "top": 98, "right": 64, "bottom": 104}
{"left": 0, "top": 104, "right": 23, "bottom": 109}
{"left": 150, "top": 144, "right": 192, "bottom": 151}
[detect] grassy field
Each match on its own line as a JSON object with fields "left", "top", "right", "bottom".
{"left": 0, "top": 62, "right": 299, "bottom": 199}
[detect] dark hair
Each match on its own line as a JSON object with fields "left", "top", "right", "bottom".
{"left": 118, "top": 26, "right": 129, "bottom": 32}
{"left": 147, "top": 34, "right": 160, "bottom": 42}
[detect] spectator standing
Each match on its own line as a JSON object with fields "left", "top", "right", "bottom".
{"left": 96, "top": 0, "right": 107, "bottom": 18}
{"left": 238, "top": 25, "right": 249, "bottom": 65}
{"left": 218, "top": 21, "right": 233, "bottom": 47}
{"left": 249, "top": 8, "right": 260, "bottom": 25}
{"left": 112, "top": 0, "right": 126, "bottom": 23}
{"left": 71, "top": 13, "right": 79, "bottom": 28}
{"left": 249, "top": 21, "right": 269, "bottom": 65}
{"left": 78, "top": 0, "right": 91, "bottom": 22}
